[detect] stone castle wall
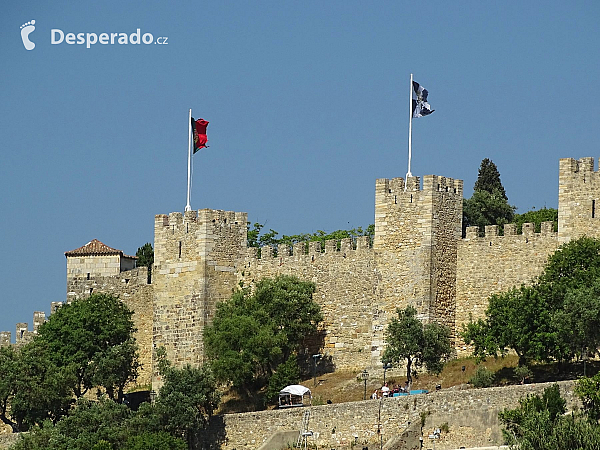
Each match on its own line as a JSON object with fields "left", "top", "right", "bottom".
{"left": 214, "top": 381, "right": 578, "bottom": 450}
{"left": 241, "top": 236, "right": 377, "bottom": 370}
{"left": 455, "top": 222, "right": 561, "bottom": 353}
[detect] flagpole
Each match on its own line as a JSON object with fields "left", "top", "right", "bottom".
{"left": 185, "top": 108, "right": 192, "bottom": 212}
{"left": 406, "top": 73, "right": 413, "bottom": 184}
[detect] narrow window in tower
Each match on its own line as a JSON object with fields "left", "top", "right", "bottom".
{"left": 410, "top": 194, "right": 413, "bottom": 203}
{"left": 179, "top": 241, "right": 182, "bottom": 258}
{"left": 87, "top": 273, "right": 90, "bottom": 280}
{"left": 593, "top": 200, "right": 596, "bottom": 218}
{"left": 394, "top": 195, "right": 397, "bottom": 204}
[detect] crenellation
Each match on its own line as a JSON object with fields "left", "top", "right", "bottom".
{"left": 523, "top": 222, "right": 534, "bottom": 236}
{"left": 340, "top": 237, "right": 352, "bottom": 253}
{"left": 325, "top": 239, "right": 336, "bottom": 253}
{"left": 485, "top": 225, "right": 498, "bottom": 237}
{"left": 541, "top": 221, "right": 553, "bottom": 234}
{"left": 356, "top": 235, "right": 370, "bottom": 251}
{"left": 292, "top": 242, "right": 305, "bottom": 257}
{"left": 278, "top": 243, "right": 290, "bottom": 257}
{"left": 0, "top": 332, "right": 10, "bottom": 347}
{"left": 308, "top": 241, "right": 321, "bottom": 254}
{"left": 261, "top": 245, "right": 273, "bottom": 258}
{"left": 504, "top": 223, "right": 517, "bottom": 235}
{"left": 465, "top": 226, "right": 478, "bottom": 239}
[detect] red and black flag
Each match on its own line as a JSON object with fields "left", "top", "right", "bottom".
{"left": 192, "top": 117, "right": 209, "bottom": 153}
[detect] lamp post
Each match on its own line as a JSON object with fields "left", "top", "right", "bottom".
{"left": 312, "top": 354, "right": 322, "bottom": 387}
{"left": 360, "top": 369, "right": 369, "bottom": 400}
{"left": 382, "top": 362, "right": 393, "bottom": 385}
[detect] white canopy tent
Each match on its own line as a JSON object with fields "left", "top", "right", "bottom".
{"left": 278, "top": 385, "right": 312, "bottom": 408}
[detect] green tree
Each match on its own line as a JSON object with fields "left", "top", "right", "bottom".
{"left": 498, "top": 384, "right": 600, "bottom": 450}
{"left": 575, "top": 372, "right": 600, "bottom": 423}
{"left": 461, "top": 285, "right": 560, "bottom": 365}
{"left": 462, "top": 237, "right": 600, "bottom": 365}
{"left": 473, "top": 158, "right": 508, "bottom": 200}
{"left": 36, "top": 293, "right": 139, "bottom": 400}
{"left": 463, "top": 159, "right": 515, "bottom": 236}
{"left": 154, "top": 360, "right": 220, "bottom": 448}
{"left": 265, "top": 354, "right": 301, "bottom": 401}
{"left": 382, "top": 306, "right": 452, "bottom": 385}
{"left": 514, "top": 207, "right": 558, "bottom": 233}
{"left": 204, "top": 275, "right": 322, "bottom": 394}
{"left": 135, "top": 243, "right": 154, "bottom": 268}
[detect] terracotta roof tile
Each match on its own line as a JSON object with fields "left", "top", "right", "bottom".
{"left": 65, "top": 239, "right": 127, "bottom": 257}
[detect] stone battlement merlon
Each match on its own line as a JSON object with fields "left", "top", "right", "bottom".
{"left": 245, "top": 237, "right": 373, "bottom": 264}
{"left": 464, "top": 221, "right": 556, "bottom": 239}
{"left": 559, "top": 157, "right": 596, "bottom": 174}
{"left": 155, "top": 209, "right": 248, "bottom": 236}
{"left": 422, "top": 175, "right": 464, "bottom": 197}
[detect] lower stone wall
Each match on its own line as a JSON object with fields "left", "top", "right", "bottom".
{"left": 215, "top": 381, "right": 577, "bottom": 449}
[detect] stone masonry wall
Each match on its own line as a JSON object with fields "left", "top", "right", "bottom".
{"left": 241, "top": 236, "right": 377, "bottom": 370}
{"left": 215, "top": 381, "right": 577, "bottom": 450}
{"left": 66, "top": 254, "right": 122, "bottom": 279}
{"left": 455, "top": 222, "right": 559, "bottom": 354}
{"left": 66, "top": 267, "right": 153, "bottom": 388}
{"left": 558, "top": 157, "right": 600, "bottom": 242}
{"left": 373, "top": 175, "right": 463, "bottom": 340}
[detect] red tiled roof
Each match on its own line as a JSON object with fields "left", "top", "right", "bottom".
{"left": 65, "top": 239, "right": 136, "bottom": 258}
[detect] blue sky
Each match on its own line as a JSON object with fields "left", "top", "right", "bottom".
{"left": 1, "top": 1, "right": 600, "bottom": 336}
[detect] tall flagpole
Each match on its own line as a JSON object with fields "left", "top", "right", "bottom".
{"left": 406, "top": 73, "right": 413, "bottom": 182}
{"left": 185, "top": 108, "right": 192, "bottom": 212}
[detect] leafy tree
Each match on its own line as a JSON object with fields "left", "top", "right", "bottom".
{"left": 204, "top": 275, "right": 322, "bottom": 394}
{"left": 247, "top": 222, "right": 375, "bottom": 252}
{"left": 36, "top": 293, "right": 139, "bottom": 400}
{"left": 463, "top": 159, "right": 515, "bottom": 235}
{"left": 154, "top": 360, "right": 220, "bottom": 447}
{"left": 514, "top": 207, "right": 558, "bottom": 233}
{"left": 469, "top": 366, "right": 495, "bottom": 388}
{"left": 0, "top": 343, "right": 74, "bottom": 432}
{"left": 12, "top": 398, "right": 187, "bottom": 450}
{"left": 382, "top": 306, "right": 452, "bottom": 385}
{"left": 499, "top": 384, "right": 600, "bottom": 450}
{"left": 575, "top": 372, "right": 600, "bottom": 423}
{"left": 461, "top": 285, "right": 561, "bottom": 365}
{"left": 473, "top": 158, "right": 508, "bottom": 200}
{"left": 135, "top": 243, "right": 154, "bottom": 268}
{"left": 463, "top": 189, "right": 516, "bottom": 234}
{"left": 265, "top": 354, "right": 301, "bottom": 401}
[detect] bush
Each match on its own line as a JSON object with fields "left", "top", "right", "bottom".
{"left": 469, "top": 366, "right": 495, "bottom": 388}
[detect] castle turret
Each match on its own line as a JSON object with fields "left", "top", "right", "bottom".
{"left": 374, "top": 174, "right": 463, "bottom": 335}
{"left": 152, "top": 209, "right": 248, "bottom": 385}
{"left": 558, "top": 157, "right": 600, "bottom": 242}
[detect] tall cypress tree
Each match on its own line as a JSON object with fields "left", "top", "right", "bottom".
{"left": 463, "top": 158, "right": 515, "bottom": 235}
{"left": 473, "top": 158, "right": 508, "bottom": 200}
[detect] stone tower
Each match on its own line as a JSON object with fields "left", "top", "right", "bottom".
{"left": 558, "top": 157, "right": 600, "bottom": 242}
{"left": 374, "top": 174, "right": 463, "bottom": 335}
{"left": 152, "top": 209, "right": 248, "bottom": 378}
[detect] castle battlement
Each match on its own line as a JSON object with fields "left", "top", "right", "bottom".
{"left": 464, "top": 221, "right": 556, "bottom": 239}
{"left": 559, "top": 156, "right": 596, "bottom": 174}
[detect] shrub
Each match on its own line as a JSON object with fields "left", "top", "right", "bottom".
{"left": 469, "top": 366, "right": 495, "bottom": 388}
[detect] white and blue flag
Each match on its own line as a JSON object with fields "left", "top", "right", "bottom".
{"left": 412, "top": 81, "right": 434, "bottom": 118}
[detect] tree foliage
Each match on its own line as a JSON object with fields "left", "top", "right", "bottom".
{"left": 382, "top": 306, "right": 452, "bottom": 384}
{"left": 36, "top": 293, "right": 139, "bottom": 400}
{"left": 154, "top": 353, "right": 221, "bottom": 446}
{"left": 247, "top": 222, "right": 375, "bottom": 252}
{"left": 463, "top": 159, "right": 515, "bottom": 235}
{"left": 203, "top": 275, "right": 322, "bottom": 395}
{"left": 514, "top": 207, "right": 558, "bottom": 233}
{"left": 575, "top": 372, "right": 600, "bottom": 423}
{"left": 473, "top": 158, "right": 508, "bottom": 200}
{"left": 499, "top": 384, "right": 600, "bottom": 450}
{"left": 135, "top": 243, "right": 154, "bottom": 268}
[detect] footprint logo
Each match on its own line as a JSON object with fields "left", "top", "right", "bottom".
{"left": 20, "top": 20, "right": 36, "bottom": 50}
